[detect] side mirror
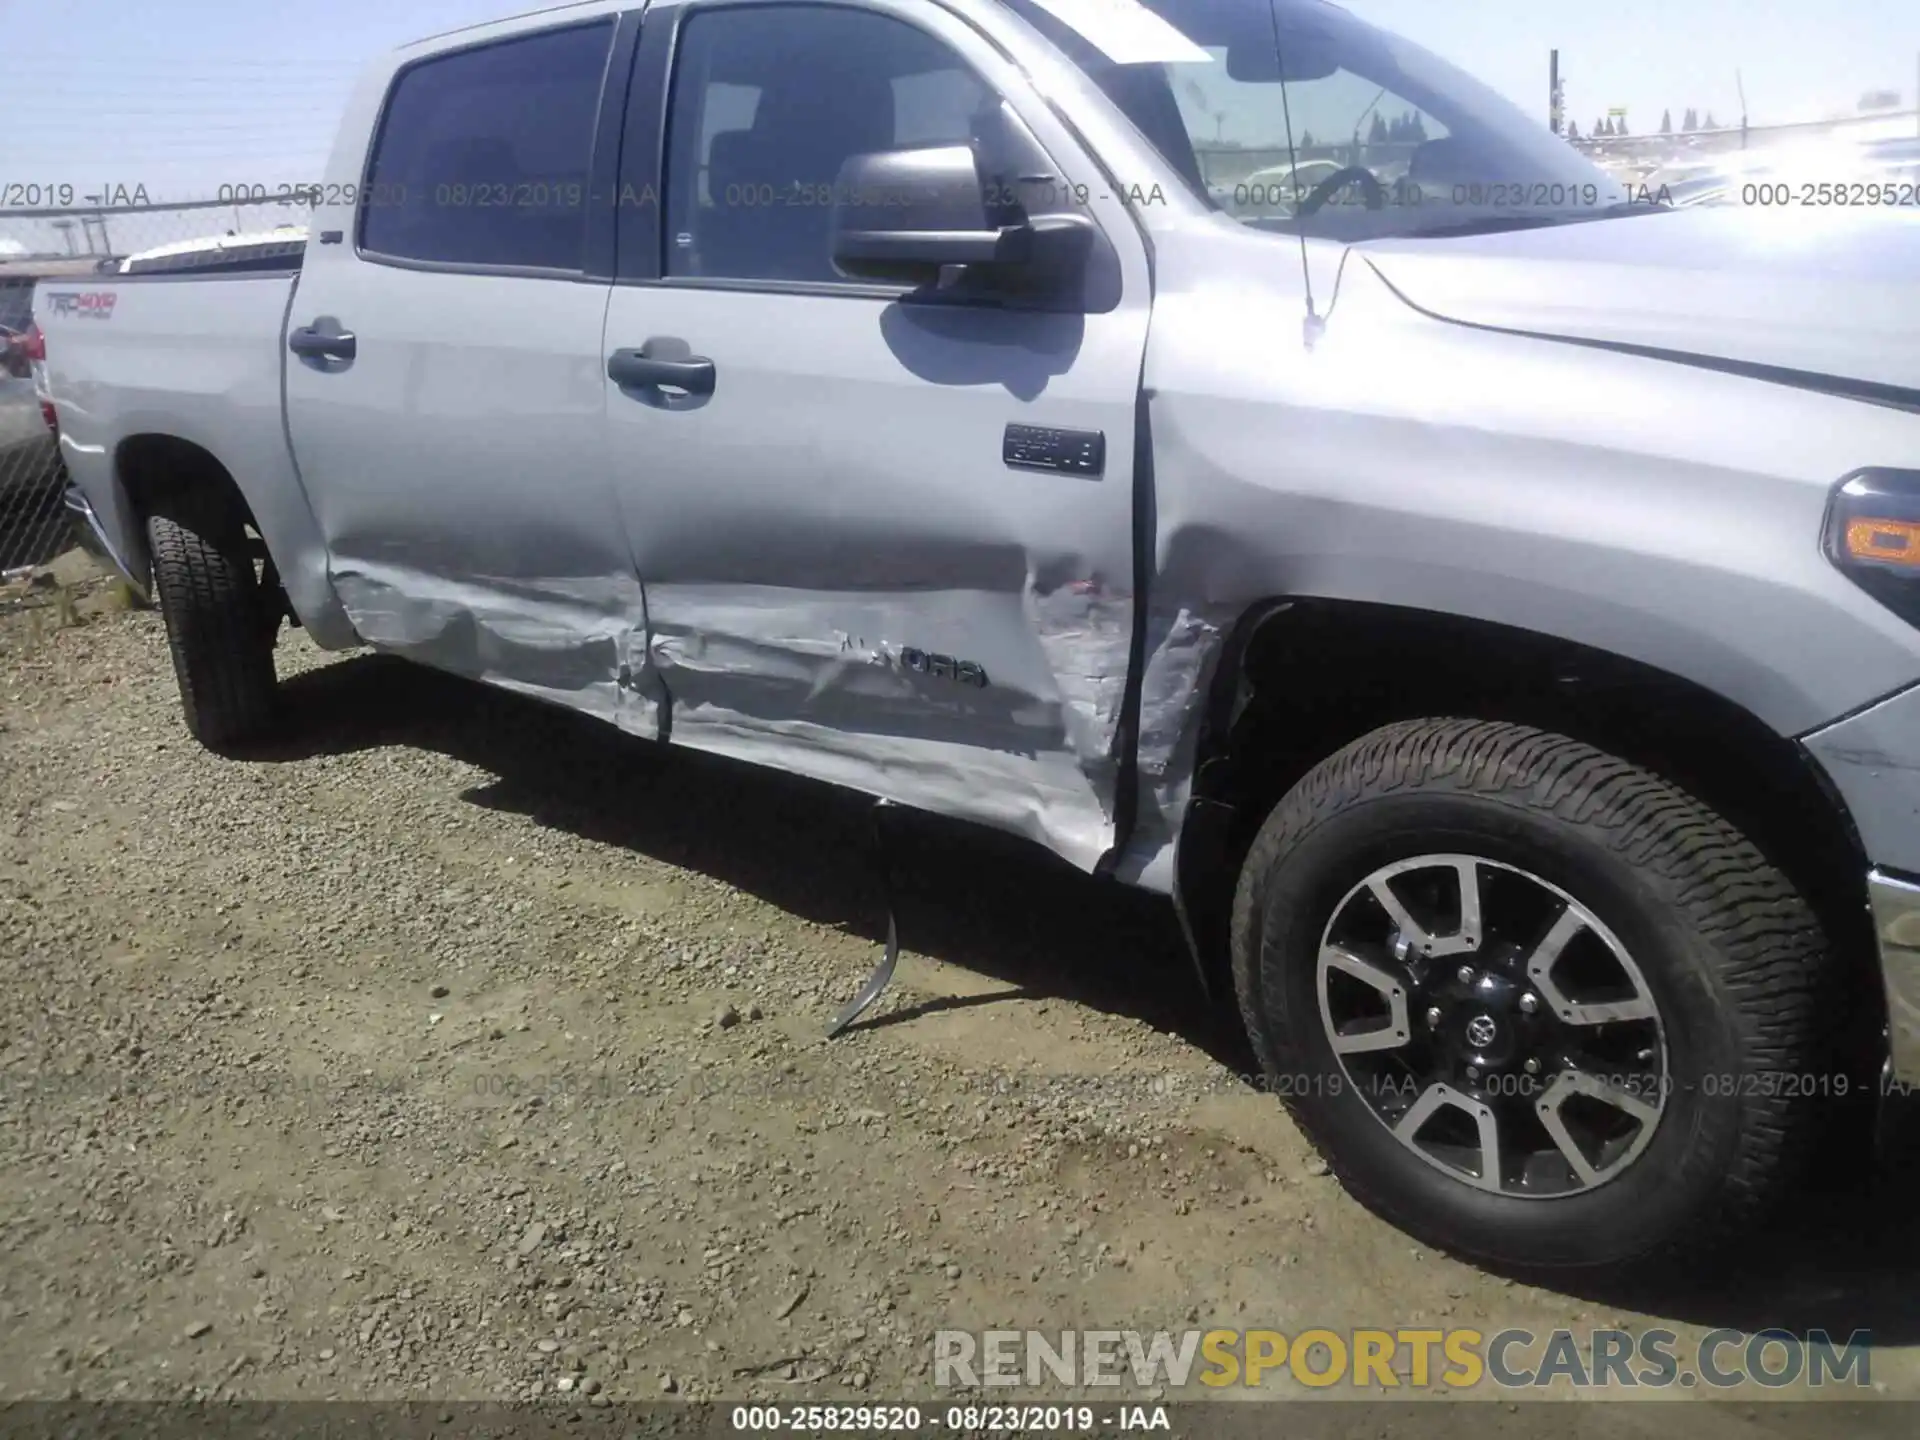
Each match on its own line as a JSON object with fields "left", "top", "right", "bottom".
{"left": 830, "top": 144, "right": 1095, "bottom": 299}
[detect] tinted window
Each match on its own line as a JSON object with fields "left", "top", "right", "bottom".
{"left": 361, "top": 20, "right": 614, "bottom": 270}
{"left": 664, "top": 6, "right": 994, "bottom": 283}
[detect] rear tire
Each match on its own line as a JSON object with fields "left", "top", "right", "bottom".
{"left": 145, "top": 495, "right": 278, "bottom": 751}
{"left": 1230, "top": 717, "right": 1827, "bottom": 1276}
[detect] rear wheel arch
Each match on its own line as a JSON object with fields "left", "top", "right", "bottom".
{"left": 114, "top": 434, "right": 271, "bottom": 591}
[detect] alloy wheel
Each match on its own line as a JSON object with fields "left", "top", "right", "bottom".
{"left": 1315, "top": 854, "right": 1669, "bottom": 1197}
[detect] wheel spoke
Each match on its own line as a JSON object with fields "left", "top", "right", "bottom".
{"left": 1535, "top": 1101, "right": 1602, "bottom": 1186}
{"left": 1565, "top": 995, "right": 1657, "bottom": 1025}
{"left": 1470, "top": 1096, "right": 1502, "bottom": 1189}
{"left": 1524, "top": 906, "right": 1658, "bottom": 1027}
{"left": 1525, "top": 906, "right": 1585, "bottom": 974}
{"left": 1567, "top": 1067, "right": 1661, "bottom": 1127}
{"left": 1447, "top": 858, "right": 1484, "bottom": 955}
{"left": 1368, "top": 858, "right": 1481, "bottom": 958}
{"left": 1319, "top": 945, "right": 1411, "bottom": 1054}
{"left": 1366, "top": 877, "right": 1431, "bottom": 952}
{"left": 1535, "top": 1068, "right": 1660, "bottom": 1186}
{"left": 1392, "top": 1082, "right": 1503, "bottom": 1189}
{"left": 1391, "top": 1081, "right": 1450, "bottom": 1139}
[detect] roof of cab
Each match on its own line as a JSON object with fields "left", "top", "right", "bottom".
{"left": 402, "top": 0, "right": 615, "bottom": 50}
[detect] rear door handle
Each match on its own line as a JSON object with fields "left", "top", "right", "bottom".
{"left": 608, "top": 339, "right": 715, "bottom": 409}
{"left": 288, "top": 325, "right": 356, "bottom": 361}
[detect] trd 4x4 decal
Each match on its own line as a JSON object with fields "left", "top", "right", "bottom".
{"left": 44, "top": 292, "right": 117, "bottom": 319}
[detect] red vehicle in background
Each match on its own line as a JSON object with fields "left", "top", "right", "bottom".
{"left": 0, "top": 322, "right": 37, "bottom": 380}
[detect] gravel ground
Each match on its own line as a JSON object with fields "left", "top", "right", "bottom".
{"left": 4, "top": 603, "right": 1920, "bottom": 1425}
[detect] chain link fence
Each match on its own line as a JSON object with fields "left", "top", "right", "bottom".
{"left": 1, "top": 197, "right": 308, "bottom": 613}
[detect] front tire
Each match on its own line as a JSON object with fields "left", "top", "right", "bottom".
{"left": 146, "top": 495, "right": 279, "bottom": 751}
{"left": 1230, "top": 718, "right": 1826, "bottom": 1275}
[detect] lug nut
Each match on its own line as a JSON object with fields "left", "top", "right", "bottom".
{"left": 1465, "top": 1066, "right": 1480, "bottom": 1082}
{"left": 1456, "top": 966, "right": 1474, "bottom": 985}
{"left": 1524, "top": 1058, "right": 1540, "bottom": 1075}
{"left": 1519, "top": 993, "right": 1539, "bottom": 1015}
{"left": 1425, "top": 1006, "right": 1442, "bottom": 1027}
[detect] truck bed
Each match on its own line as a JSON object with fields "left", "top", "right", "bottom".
{"left": 36, "top": 266, "right": 316, "bottom": 609}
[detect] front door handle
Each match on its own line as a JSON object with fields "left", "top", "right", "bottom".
{"left": 608, "top": 339, "right": 715, "bottom": 409}
{"left": 288, "top": 325, "right": 356, "bottom": 361}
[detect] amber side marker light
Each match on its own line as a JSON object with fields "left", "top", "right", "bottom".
{"left": 1846, "top": 518, "right": 1920, "bottom": 567}
{"left": 1825, "top": 469, "right": 1920, "bottom": 626}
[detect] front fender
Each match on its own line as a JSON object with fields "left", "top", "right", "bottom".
{"left": 1117, "top": 220, "right": 1920, "bottom": 879}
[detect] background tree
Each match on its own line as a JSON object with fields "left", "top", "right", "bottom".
{"left": 1683, "top": 107, "right": 1699, "bottom": 130}
{"left": 1369, "top": 112, "right": 1390, "bottom": 143}
{"left": 1660, "top": 109, "right": 1673, "bottom": 133}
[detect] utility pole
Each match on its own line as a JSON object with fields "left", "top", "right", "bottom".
{"left": 1550, "top": 50, "right": 1563, "bottom": 133}
{"left": 1736, "top": 69, "right": 1749, "bottom": 149}
{"left": 77, "top": 198, "right": 113, "bottom": 257}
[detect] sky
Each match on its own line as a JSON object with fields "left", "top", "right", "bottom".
{"left": 0, "top": 0, "right": 1914, "bottom": 230}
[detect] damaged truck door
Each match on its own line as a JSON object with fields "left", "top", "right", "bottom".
{"left": 284, "top": 16, "right": 665, "bottom": 739}
{"left": 599, "top": 0, "right": 1154, "bottom": 872}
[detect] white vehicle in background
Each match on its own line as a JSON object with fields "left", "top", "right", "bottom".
{"left": 1647, "top": 136, "right": 1920, "bottom": 209}
{"left": 116, "top": 226, "right": 308, "bottom": 276}
{"left": 1230, "top": 156, "right": 1347, "bottom": 214}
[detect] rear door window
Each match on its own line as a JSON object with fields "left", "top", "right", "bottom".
{"left": 359, "top": 19, "right": 615, "bottom": 271}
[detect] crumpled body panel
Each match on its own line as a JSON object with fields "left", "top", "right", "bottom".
{"left": 331, "top": 561, "right": 659, "bottom": 736}
{"left": 641, "top": 580, "right": 1134, "bottom": 873}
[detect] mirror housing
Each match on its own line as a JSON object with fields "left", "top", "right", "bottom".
{"left": 830, "top": 144, "right": 1095, "bottom": 300}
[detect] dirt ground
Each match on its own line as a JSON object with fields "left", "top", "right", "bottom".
{"left": 4, "top": 598, "right": 1920, "bottom": 1431}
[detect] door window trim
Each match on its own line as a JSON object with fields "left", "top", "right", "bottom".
{"left": 614, "top": 0, "right": 1113, "bottom": 303}
{"left": 353, "top": 12, "right": 642, "bottom": 282}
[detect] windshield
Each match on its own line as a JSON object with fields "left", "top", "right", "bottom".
{"left": 1002, "top": 0, "right": 1646, "bottom": 240}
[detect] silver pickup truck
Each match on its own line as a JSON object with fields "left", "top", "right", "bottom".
{"left": 38, "top": 0, "right": 1920, "bottom": 1277}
